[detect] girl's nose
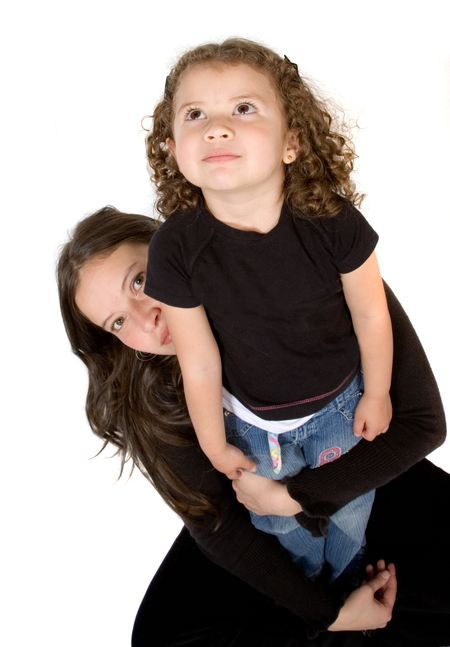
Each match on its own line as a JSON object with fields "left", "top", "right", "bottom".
{"left": 204, "top": 119, "right": 234, "bottom": 142}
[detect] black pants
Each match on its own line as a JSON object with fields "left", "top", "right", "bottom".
{"left": 132, "top": 459, "right": 450, "bottom": 647}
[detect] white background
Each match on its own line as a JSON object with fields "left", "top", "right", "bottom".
{"left": 1, "top": 1, "right": 449, "bottom": 645}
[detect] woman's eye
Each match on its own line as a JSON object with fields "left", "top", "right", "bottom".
{"left": 111, "top": 317, "right": 124, "bottom": 332}
{"left": 185, "top": 107, "right": 206, "bottom": 121}
{"left": 132, "top": 272, "right": 145, "bottom": 292}
{"left": 233, "top": 102, "right": 256, "bottom": 116}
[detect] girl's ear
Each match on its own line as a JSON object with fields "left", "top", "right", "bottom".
{"left": 283, "top": 131, "right": 300, "bottom": 165}
{"left": 166, "top": 138, "right": 176, "bottom": 159}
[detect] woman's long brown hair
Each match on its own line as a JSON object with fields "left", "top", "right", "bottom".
{"left": 57, "top": 206, "right": 217, "bottom": 521}
{"left": 146, "top": 37, "right": 363, "bottom": 218}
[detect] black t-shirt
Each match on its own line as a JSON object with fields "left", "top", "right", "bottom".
{"left": 145, "top": 201, "right": 378, "bottom": 420}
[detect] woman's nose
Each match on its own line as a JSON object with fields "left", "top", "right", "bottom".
{"left": 132, "top": 299, "right": 160, "bottom": 332}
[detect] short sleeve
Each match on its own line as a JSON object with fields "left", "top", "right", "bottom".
{"left": 145, "top": 220, "right": 201, "bottom": 308}
{"left": 324, "top": 202, "right": 379, "bottom": 274}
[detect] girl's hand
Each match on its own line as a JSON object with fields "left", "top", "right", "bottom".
{"left": 209, "top": 443, "right": 256, "bottom": 480}
{"left": 353, "top": 393, "right": 392, "bottom": 441}
{"left": 232, "top": 470, "right": 301, "bottom": 516}
{"left": 328, "top": 561, "right": 397, "bottom": 632}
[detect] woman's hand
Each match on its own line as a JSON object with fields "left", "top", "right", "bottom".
{"left": 232, "top": 470, "right": 301, "bottom": 516}
{"left": 328, "top": 561, "right": 397, "bottom": 632}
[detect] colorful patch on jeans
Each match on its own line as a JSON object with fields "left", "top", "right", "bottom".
{"left": 319, "top": 447, "right": 342, "bottom": 465}
{"left": 267, "top": 432, "right": 282, "bottom": 474}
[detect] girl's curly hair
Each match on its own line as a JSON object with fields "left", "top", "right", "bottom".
{"left": 146, "top": 37, "right": 363, "bottom": 218}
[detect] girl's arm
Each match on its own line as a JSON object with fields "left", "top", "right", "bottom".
{"left": 341, "top": 251, "right": 393, "bottom": 441}
{"left": 163, "top": 303, "right": 255, "bottom": 478}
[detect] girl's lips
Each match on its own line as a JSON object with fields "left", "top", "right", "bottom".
{"left": 203, "top": 154, "right": 240, "bottom": 163}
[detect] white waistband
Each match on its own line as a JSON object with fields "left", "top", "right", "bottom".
{"left": 222, "top": 388, "right": 314, "bottom": 435}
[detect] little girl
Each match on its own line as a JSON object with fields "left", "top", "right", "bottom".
{"left": 144, "top": 38, "right": 393, "bottom": 582}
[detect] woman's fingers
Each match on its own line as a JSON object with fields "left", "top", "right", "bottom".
{"left": 382, "top": 563, "right": 397, "bottom": 607}
{"left": 365, "top": 560, "right": 397, "bottom": 618}
{"left": 366, "top": 569, "right": 391, "bottom": 594}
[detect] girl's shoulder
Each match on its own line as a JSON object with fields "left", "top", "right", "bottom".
{"left": 291, "top": 198, "right": 363, "bottom": 225}
{"left": 291, "top": 199, "right": 378, "bottom": 273}
{"left": 155, "top": 206, "right": 213, "bottom": 242}
{"left": 157, "top": 207, "right": 201, "bottom": 233}
{"left": 149, "top": 207, "right": 215, "bottom": 272}
{"left": 293, "top": 199, "right": 373, "bottom": 235}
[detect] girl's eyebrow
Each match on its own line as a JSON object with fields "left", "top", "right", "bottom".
{"left": 230, "top": 93, "right": 266, "bottom": 103}
{"left": 176, "top": 100, "right": 204, "bottom": 115}
{"left": 101, "top": 261, "right": 138, "bottom": 330}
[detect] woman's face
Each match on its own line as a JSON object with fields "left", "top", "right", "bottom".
{"left": 75, "top": 242, "right": 176, "bottom": 355}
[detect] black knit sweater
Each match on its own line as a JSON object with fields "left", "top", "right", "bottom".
{"left": 164, "top": 282, "right": 446, "bottom": 635}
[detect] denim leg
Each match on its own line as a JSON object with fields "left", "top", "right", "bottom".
{"left": 224, "top": 412, "right": 329, "bottom": 575}
{"left": 300, "top": 372, "right": 374, "bottom": 579}
{"left": 276, "top": 523, "right": 326, "bottom": 579}
{"left": 224, "top": 372, "right": 374, "bottom": 581}
{"left": 325, "top": 490, "right": 375, "bottom": 579}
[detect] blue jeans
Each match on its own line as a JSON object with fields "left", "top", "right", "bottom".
{"left": 224, "top": 372, "right": 375, "bottom": 580}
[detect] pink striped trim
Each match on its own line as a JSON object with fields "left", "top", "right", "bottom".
{"left": 249, "top": 370, "right": 356, "bottom": 412}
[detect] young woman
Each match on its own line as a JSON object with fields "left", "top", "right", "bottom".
{"left": 57, "top": 206, "right": 449, "bottom": 646}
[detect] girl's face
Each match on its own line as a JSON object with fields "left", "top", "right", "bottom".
{"left": 167, "top": 62, "right": 297, "bottom": 204}
{"left": 75, "top": 242, "right": 176, "bottom": 355}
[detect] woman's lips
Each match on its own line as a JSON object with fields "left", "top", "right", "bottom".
{"left": 160, "top": 328, "right": 172, "bottom": 346}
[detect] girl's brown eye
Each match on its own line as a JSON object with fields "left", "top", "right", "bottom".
{"left": 186, "top": 108, "right": 205, "bottom": 121}
{"left": 234, "top": 102, "right": 256, "bottom": 116}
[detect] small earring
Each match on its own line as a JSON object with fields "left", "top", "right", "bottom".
{"left": 135, "top": 350, "right": 156, "bottom": 362}
{"left": 286, "top": 153, "right": 295, "bottom": 163}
